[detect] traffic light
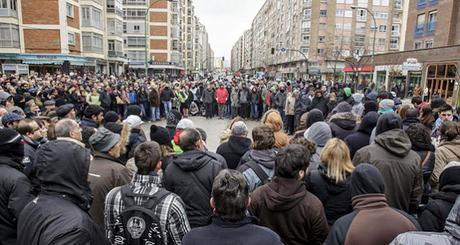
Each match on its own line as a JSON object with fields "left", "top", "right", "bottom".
{"left": 271, "top": 48, "right": 275, "bottom": 55}
{"left": 222, "top": 57, "right": 225, "bottom": 61}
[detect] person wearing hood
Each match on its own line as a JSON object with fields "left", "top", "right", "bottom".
{"left": 261, "top": 109, "right": 288, "bottom": 148}
{"left": 0, "top": 128, "right": 33, "bottom": 245}
{"left": 202, "top": 83, "right": 215, "bottom": 119}
{"left": 326, "top": 164, "right": 420, "bottom": 245}
{"left": 363, "top": 100, "right": 378, "bottom": 115}
{"left": 328, "top": 101, "right": 358, "bottom": 140}
{"left": 418, "top": 162, "right": 460, "bottom": 232}
{"left": 163, "top": 128, "right": 226, "bottom": 228}
{"left": 122, "top": 105, "right": 147, "bottom": 162}
{"left": 310, "top": 90, "right": 329, "bottom": 116}
{"left": 216, "top": 121, "right": 252, "bottom": 169}
{"left": 305, "top": 138, "right": 354, "bottom": 226}
{"left": 405, "top": 123, "right": 435, "bottom": 204}
{"left": 88, "top": 126, "right": 132, "bottom": 226}
{"left": 304, "top": 121, "right": 332, "bottom": 172}
{"left": 432, "top": 122, "right": 460, "bottom": 190}
{"left": 238, "top": 125, "right": 277, "bottom": 192}
{"left": 80, "top": 104, "right": 104, "bottom": 129}
{"left": 402, "top": 108, "right": 420, "bottom": 130}
{"left": 166, "top": 109, "right": 182, "bottom": 140}
{"left": 353, "top": 112, "right": 422, "bottom": 214}
{"left": 150, "top": 124, "right": 175, "bottom": 172}
{"left": 250, "top": 144, "right": 329, "bottom": 245}
{"left": 274, "top": 83, "right": 287, "bottom": 122}
{"left": 172, "top": 118, "right": 195, "bottom": 154}
{"left": 342, "top": 87, "right": 353, "bottom": 104}
{"left": 391, "top": 195, "right": 460, "bottom": 245}
{"left": 344, "top": 111, "right": 379, "bottom": 158}
{"left": 351, "top": 93, "right": 364, "bottom": 117}
{"left": 294, "top": 88, "right": 312, "bottom": 129}
{"left": 17, "top": 136, "right": 108, "bottom": 244}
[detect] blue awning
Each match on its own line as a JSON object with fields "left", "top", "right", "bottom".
{"left": 14, "top": 54, "right": 96, "bottom": 66}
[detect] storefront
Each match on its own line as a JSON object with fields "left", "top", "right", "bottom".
{"left": 425, "top": 64, "right": 458, "bottom": 104}
{"left": 0, "top": 54, "right": 97, "bottom": 74}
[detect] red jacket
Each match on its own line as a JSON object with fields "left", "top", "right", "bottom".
{"left": 215, "top": 87, "right": 229, "bottom": 104}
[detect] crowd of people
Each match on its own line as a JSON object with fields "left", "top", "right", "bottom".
{"left": 1, "top": 72, "right": 460, "bottom": 245}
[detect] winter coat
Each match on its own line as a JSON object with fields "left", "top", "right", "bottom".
{"left": 328, "top": 112, "right": 358, "bottom": 140}
{"left": 202, "top": 89, "right": 214, "bottom": 104}
{"left": 294, "top": 90, "right": 311, "bottom": 115}
{"left": 326, "top": 164, "right": 419, "bottom": 245}
{"left": 250, "top": 90, "right": 260, "bottom": 104}
{"left": 390, "top": 196, "right": 460, "bottom": 245}
{"left": 353, "top": 129, "right": 423, "bottom": 214}
{"left": 127, "top": 91, "right": 137, "bottom": 104}
{"left": 237, "top": 149, "right": 277, "bottom": 192}
{"left": 17, "top": 139, "right": 108, "bottom": 245}
{"left": 432, "top": 139, "right": 460, "bottom": 189}
{"left": 250, "top": 177, "right": 329, "bottom": 245}
{"left": 182, "top": 216, "right": 282, "bottom": 245}
{"left": 310, "top": 96, "right": 329, "bottom": 116}
{"left": 239, "top": 88, "right": 250, "bottom": 104}
{"left": 305, "top": 165, "right": 353, "bottom": 225}
{"left": 344, "top": 111, "right": 379, "bottom": 158}
{"left": 88, "top": 152, "right": 132, "bottom": 226}
{"left": 0, "top": 155, "right": 33, "bottom": 245}
{"left": 215, "top": 87, "right": 229, "bottom": 104}
{"left": 149, "top": 88, "right": 161, "bottom": 107}
{"left": 304, "top": 122, "right": 332, "bottom": 173}
{"left": 216, "top": 136, "right": 252, "bottom": 170}
{"left": 411, "top": 141, "right": 436, "bottom": 204}
{"left": 160, "top": 87, "right": 174, "bottom": 102}
{"left": 80, "top": 117, "right": 98, "bottom": 129}
{"left": 285, "top": 95, "right": 296, "bottom": 115}
{"left": 351, "top": 93, "right": 365, "bottom": 117}
{"left": 231, "top": 89, "right": 240, "bottom": 107}
{"left": 274, "top": 91, "right": 287, "bottom": 110}
{"left": 163, "top": 150, "right": 226, "bottom": 228}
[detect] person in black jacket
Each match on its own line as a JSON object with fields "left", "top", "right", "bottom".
{"left": 327, "top": 102, "right": 358, "bottom": 140}
{"left": 310, "top": 90, "right": 329, "bottom": 116}
{"left": 160, "top": 84, "right": 174, "bottom": 115}
{"left": 418, "top": 162, "right": 460, "bottom": 232}
{"left": 17, "top": 138, "right": 108, "bottom": 244}
{"left": 182, "top": 169, "right": 282, "bottom": 245}
{"left": 344, "top": 111, "right": 379, "bottom": 159}
{"left": 216, "top": 121, "right": 252, "bottom": 169}
{"left": 163, "top": 128, "right": 226, "bottom": 228}
{"left": 0, "top": 128, "right": 33, "bottom": 245}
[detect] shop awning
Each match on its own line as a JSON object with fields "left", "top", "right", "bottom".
{"left": 16, "top": 54, "right": 96, "bottom": 66}
{"left": 343, "top": 66, "right": 374, "bottom": 72}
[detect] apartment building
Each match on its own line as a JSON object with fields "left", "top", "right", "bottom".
{"left": 231, "top": 0, "right": 406, "bottom": 81}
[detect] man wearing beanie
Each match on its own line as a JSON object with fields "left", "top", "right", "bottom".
{"left": 418, "top": 161, "right": 460, "bottom": 232}
{"left": 328, "top": 101, "right": 358, "bottom": 140}
{"left": 216, "top": 121, "right": 252, "bottom": 169}
{"left": 88, "top": 127, "right": 132, "bottom": 227}
{"left": 353, "top": 112, "right": 422, "bottom": 214}
{"left": 0, "top": 128, "right": 33, "bottom": 244}
{"left": 149, "top": 124, "right": 174, "bottom": 171}
{"left": 326, "top": 164, "right": 419, "bottom": 245}
{"left": 104, "top": 111, "right": 120, "bottom": 126}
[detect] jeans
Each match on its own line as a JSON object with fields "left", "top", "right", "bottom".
{"left": 151, "top": 106, "right": 160, "bottom": 121}
{"left": 251, "top": 104, "right": 259, "bottom": 119}
{"left": 205, "top": 103, "right": 213, "bottom": 118}
{"left": 163, "top": 101, "right": 172, "bottom": 115}
{"left": 218, "top": 104, "right": 225, "bottom": 118}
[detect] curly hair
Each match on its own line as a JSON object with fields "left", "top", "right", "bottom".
{"left": 289, "top": 137, "right": 316, "bottom": 156}
{"left": 405, "top": 123, "right": 431, "bottom": 149}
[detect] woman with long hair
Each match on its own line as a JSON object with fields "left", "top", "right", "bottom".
{"left": 305, "top": 138, "right": 354, "bottom": 225}
{"left": 419, "top": 105, "right": 435, "bottom": 130}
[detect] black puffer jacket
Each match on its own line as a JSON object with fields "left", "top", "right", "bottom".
{"left": 344, "top": 111, "right": 379, "bottom": 158}
{"left": 0, "top": 153, "right": 33, "bottom": 245}
{"left": 216, "top": 136, "right": 252, "bottom": 169}
{"left": 328, "top": 112, "right": 358, "bottom": 140}
{"left": 163, "top": 150, "right": 226, "bottom": 228}
{"left": 305, "top": 164, "right": 353, "bottom": 225}
{"left": 17, "top": 139, "right": 108, "bottom": 245}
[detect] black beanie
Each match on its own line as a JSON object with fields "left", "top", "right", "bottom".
{"left": 439, "top": 162, "right": 460, "bottom": 190}
{"left": 104, "top": 111, "right": 120, "bottom": 124}
{"left": 150, "top": 125, "right": 172, "bottom": 148}
{"left": 306, "top": 109, "right": 324, "bottom": 128}
{"left": 375, "top": 112, "right": 402, "bottom": 136}
{"left": 0, "top": 128, "right": 24, "bottom": 159}
{"left": 364, "top": 101, "right": 378, "bottom": 115}
{"left": 350, "top": 164, "right": 385, "bottom": 197}
{"left": 126, "top": 105, "right": 142, "bottom": 117}
{"left": 104, "top": 122, "right": 123, "bottom": 134}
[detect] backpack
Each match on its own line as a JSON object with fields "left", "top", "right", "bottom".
{"left": 113, "top": 186, "right": 170, "bottom": 245}
{"left": 245, "top": 159, "right": 270, "bottom": 187}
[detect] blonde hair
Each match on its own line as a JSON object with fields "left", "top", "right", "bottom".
{"left": 320, "top": 138, "right": 354, "bottom": 183}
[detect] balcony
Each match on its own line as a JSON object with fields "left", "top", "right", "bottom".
{"left": 415, "top": 24, "right": 425, "bottom": 37}
{"left": 417, "top": 0, "right": 427, "bottom": 9}
{"left": 108, "top": 50, "right": 124, "bottom": 58}
{"left": 426, "top": 21, "right": 436, "bottom": 35}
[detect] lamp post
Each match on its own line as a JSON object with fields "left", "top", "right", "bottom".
{"left": 278, "top": 48, "right": 309, "bottom": 80}
{"left": 351, "top": 5, "right": 377, "bottom": 90}
{"left": 145, "top": 0, "right": 173, "bottom": 75}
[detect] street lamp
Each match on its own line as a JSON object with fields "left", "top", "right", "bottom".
{"left": 351, "top": 5, "right": 377, "bottom": 89}
{"left": 145, "top": 0, "right": 173, "bottom": 75}
{"left": 276, "top": 48, "right": 310, "bottom": 80}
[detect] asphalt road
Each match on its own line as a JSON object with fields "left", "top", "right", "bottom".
{"left": 141, "top": 116, "right": 260, "bottom": 152}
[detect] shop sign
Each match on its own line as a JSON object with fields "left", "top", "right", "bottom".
{"left": 402, "top": 58, "right": 422, "bottom": 71}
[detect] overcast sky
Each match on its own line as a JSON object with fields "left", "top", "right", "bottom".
{"left": 193, "top": 0, "right": 266, "bottom": 66}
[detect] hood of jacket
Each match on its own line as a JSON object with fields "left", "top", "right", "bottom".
{"left": 352, "top": 93, "right": 364, "bottom": 104}
{"left": 249, "top": 149, "right": 277, "bottom": 169}
{"left": 358, "top": 111, "right": 379, "bottom": 134}
{"left": 374, "top": 129, "right": 413, "bottom": 157}
{"left": 329, "top": 111, "right": 357, "bottom": 130}
{"left": 173, "top": 149, "right": 218, "bottom": 172}
{"left": 438, "top": 140, "right": 460, "bottom": 160}
{"left": 350, "top": 163, "right": 385, "bottom": 197}
{"left": 445, "top": 196, "right": 460, "bottom": 239}
{"left": 305, "top": 121, "right": 332, "bottom": 147}
{"left": 227, "top": 136, "right": 252, "bottom": 154}
{"left": 265, "top": 177, "right": 307, "bottom": 211}
{"left": 35, "top": 139, "right": 93, "bottom": 211}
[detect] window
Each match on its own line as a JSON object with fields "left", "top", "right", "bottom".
{"left": 301, "top": 21, "right": 311, "bottom": 33}
{"left": 126, "top": 36, "right": 146, "bottom": 47}
{"left": 378, "top": 38, "right": 386, "bottom": 45}
{"left": 0, "top": 0, "right": 7, "bottom": 8}
{"left": 320, "top": 10, "right": 327, "bottom": 17}
{"left": 357, "top": 9, "right": 367, "bottom": 21}
{"left": 416, "top": 14, "right": 426, "bottom": 35}
{"left": 319, "top": 36, "right": 325, "bottom": 43}
{"left": 134, "top": 25, "right": 140, "bottom": 31}
{"left": 391, "top": 24, "right": 400, "bottom": 36}
{"left": 390, "top": 37, "right": 399, "bottom": 49}
{"left": 66, "top": 3, "right": 74, "bottom": 18}
{"left": 68, "top": 32, "right": 75, "bottom": 45}
{"left": 0, "top": 23, "right": 19, "bottom": 48}
{"left": 356, "top": 22, "right": 366, "bottom": 34}
{"left": 414, "top": 41, "right": 422, "bottom": 49}
{"left": 378, "top": 25, "right": 387, "bottom": 32}
{"left": 373, "top": 0, "right": 389, "bottom": 5}
{"left": 303, "top": 9, "right": 311, "bottom": 20}
{"left": 425, "top": 39, "right": 433, "bottom": 48}
{"left": 302, "top": 35, "right": 310, "bottom": 44}
{"left": 427, "top": 11, "right": 437, "bottom": 33}
{"left": 81, "top": 6, "right": 102, "bottom": 29}
{"left": 127, "top": 50, "right": 146, "bottom": 62}
{"left": 317, "top": 48, "right": 324, "bottom": 54}
{"left": 124, "top": 8, "right": 147, "bottom": 20}
{"left": 82, "top": 32, "right": 103, "bottom": 54}
{"left": 336, "top": 9, "right": 344, "bottom": 17}
{"left": 375, "top": 12, "right": 388, "bottom": 19}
